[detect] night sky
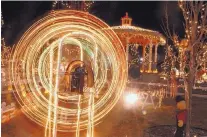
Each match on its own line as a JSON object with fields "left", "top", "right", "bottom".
{"left": 1, "top": 1, "right": 184, "bottom": 46}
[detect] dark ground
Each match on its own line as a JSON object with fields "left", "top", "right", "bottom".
{"left": 2, "top": 96, "right": 207, "bottom": 137}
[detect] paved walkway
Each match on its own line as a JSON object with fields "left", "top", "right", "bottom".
{"left": 2, "top": 97, "right": 207, "bottom": 137}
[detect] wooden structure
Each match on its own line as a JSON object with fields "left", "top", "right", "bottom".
{"left": 112, "top": 12, "right": 166, "bottom": 73}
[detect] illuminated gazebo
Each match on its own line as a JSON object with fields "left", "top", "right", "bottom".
{"left": 111, "top": 12, "right": 166, "bottom": 73}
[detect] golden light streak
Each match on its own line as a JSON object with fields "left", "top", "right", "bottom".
{"left": 9, "top": 10, "right": 127, "bottom": 133}
{"left": 87, "top": 89, "right": 94, "bottom": 137}
{"left": 76, "top": 95, "right": 81, "bottom": 137}
{"left": 45, "top": 47, "right": 54, "bottom": 137}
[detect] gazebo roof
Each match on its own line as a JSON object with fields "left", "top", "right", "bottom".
{"left": 111, "top": 25, "right": 158, "bottom": 33}
{"left": 109, "top": 12, "right": 166, "bottom": 46}
{"left": 111, "top": 25, "right": 166, "bottom": 45}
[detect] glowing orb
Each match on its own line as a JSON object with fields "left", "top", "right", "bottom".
{"left": 125, "top": 93, "right": 139, "bottom": 104}
{"left": 10, "top": 10, "right": 127, "bottom": 132}
{"left": 142, "top": 110, "right": 147, "bottom": 115}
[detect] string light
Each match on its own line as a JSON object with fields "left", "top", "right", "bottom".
{"left": 52, "top": 1, "right": 94, "bottom": 12}
{"left": 1, "top": 11, "right": 4, "bottom": 27}
{"left": 162, "top": 1, "right": 207, "bottom": 97}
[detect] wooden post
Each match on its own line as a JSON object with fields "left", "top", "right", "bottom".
{"left": 141, "top": 45, "right": 146, "bottom": 72}
{"left": 154, "top": 44, "right": 158, "bottom": 73}
{"left": 148, "top": 42, "right": 153, "bottom": 73}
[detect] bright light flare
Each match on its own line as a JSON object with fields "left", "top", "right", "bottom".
{"left": 125, "top": 93, "right": 139, "bottom": 104}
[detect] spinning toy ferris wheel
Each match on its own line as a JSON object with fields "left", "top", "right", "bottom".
{"left": 9, "top": 10, "right": 127, "bottom": 137}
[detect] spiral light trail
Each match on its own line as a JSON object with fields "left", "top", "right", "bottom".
{"left": 10, "top": 10, "right": 127, "bottom": 136}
